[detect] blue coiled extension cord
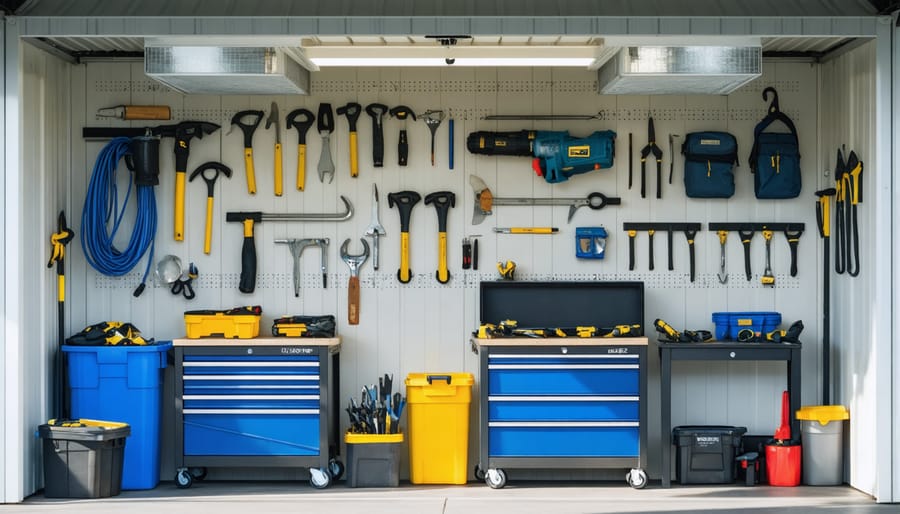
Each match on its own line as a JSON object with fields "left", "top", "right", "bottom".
{"left": 81, "top": 137, "right": 156, "bottom": 296}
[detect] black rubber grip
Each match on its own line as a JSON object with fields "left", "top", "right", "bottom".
{"left": 656, "top": 162, "right": 662, "bottom": 199}
{"left": 648, "top": 233, "right": 655, "bottom": 271}
{"left": 473, "top": 238, "right": 479, "bottom": 270}
{"left": 688, "top": 243, "right": 696, "bottom": 282}
{"left": 739, "top": 230, "right": 754, "bottom": 281}
{"left": 372, "top": 125, "right": 384, "bottom": 167}
{"left": 398, "top": 130, "right": 408, "bottom": 166}
{"left": 640, "top": 162, "right": 646, "bottom": 198}
{"left": 629, "top": 235, "right": 635, "bottom": 271}
{"left": 667, "top": 230, "right": 674, "bottom": 270}
{"left": 239, "top": 233, "right": 257, "bottom": 294}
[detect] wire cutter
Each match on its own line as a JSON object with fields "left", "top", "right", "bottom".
{"left": 640, "top": 117, "right": 663, "bottom": 199}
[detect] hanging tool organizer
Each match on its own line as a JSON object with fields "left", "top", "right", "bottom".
{"left": 708, "top": 223, "right": 805, "bottom": 283}
{"left": 622, "top": 223, "right": 702, "bottom": 282}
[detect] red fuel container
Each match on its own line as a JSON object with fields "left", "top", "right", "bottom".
{"left": 765, "top": 443, "right": 801, "bottom": 486}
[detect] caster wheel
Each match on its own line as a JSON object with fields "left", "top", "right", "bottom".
{"left": 485, "top": 468, "right": 507, "bottom": 489}
{"left": 328, "top": 459, "right": 345, "bottom": 481}
{"left": 626, "top": 468, "right": 648, "bottom": 489}
{"left": 189, "top": 467, "right": 208, "bottom": 481}
{"left": 175, "top": 469, "right": 193, "bottom": 489}
{"left": 474, "top": 465, "right": 485, "bottom": 481}
{"left": 309, "top": 467, "right": 331, "bottom": 489}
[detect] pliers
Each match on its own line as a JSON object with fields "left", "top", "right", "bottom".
{"left": 640, "top": 117, "right": 663, "bottom": 199}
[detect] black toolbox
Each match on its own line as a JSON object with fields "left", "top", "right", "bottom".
{"left": 39, "top": 420, "right": 130, "bottom": 498}
{"left": 672, "top": 425, "right": 746, "bottom": 484}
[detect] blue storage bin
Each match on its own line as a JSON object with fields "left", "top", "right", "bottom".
{"left": 62, "top": 342, "right": 172, "bottom": 490}
{"left": 711, "top": 312, "right": 782, "bottom": 340}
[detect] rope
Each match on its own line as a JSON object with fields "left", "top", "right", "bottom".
{"left": 80, "top": 137, "right": 156, "bottom": 292}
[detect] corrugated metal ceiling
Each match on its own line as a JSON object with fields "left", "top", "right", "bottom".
{"left": 14, "top": 0, "right": 880, "bottom": 17}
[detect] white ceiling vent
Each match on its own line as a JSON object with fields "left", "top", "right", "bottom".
{"left": 144, "top": 46, "right": 310, "bottom": 95}
{"left": 598, "top": 46, "right": 761, "bottom": 95}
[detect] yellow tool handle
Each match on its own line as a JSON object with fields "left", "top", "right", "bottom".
{"left": 820, "top": 197, "right": 831, "bottom": 237}
{"left": 58, "top": 275, "right": 64, "bottom": 302}
{"left": 244, "top": 148, "right": 257, "bottom": 194}
{"left": 203, "top": 197, "right": 214, "bottom": 255}
{"left": 349, "top": 132, "right": 359, "bottom": 178}
{"left": 274, "top": 142, "right": 283, "bottom": 196}
{"left": 297, "top": 144, "right": 307, "bottom": 191}
{"left": 174, "top": 171, "right": 186, "bottom": 241}
{"left": 510, "top": 227, "right": 556, "bottom": 234}
{"left": 122, "top": 105, "right": 171, "bottom": 120}
{"left": 348, "top": 276, "right": 360, "bottom": 325}
{"left": 399, "top": 232, "right": 411, "bottom": 283}
{"left": 718, "top": 230, "right": 728, "bottom": 245}
{"left": 437, "top": 232, "right": 449, "bottom": 283}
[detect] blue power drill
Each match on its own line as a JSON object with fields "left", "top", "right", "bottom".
{"left": 467, "top": 130, "right": 616, "bottom": 183}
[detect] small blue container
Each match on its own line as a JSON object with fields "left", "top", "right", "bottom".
{"left": 711, "top": 312, "right": 781, "bottom": 340}
{"left": 62, "top": 342, "right": 172, "bottom": 490}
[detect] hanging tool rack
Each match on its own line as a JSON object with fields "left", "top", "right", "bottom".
{"left": 708, "top": 223, "right": 805, "bottom": 279}
{"left": 623, "top": 223, "right": 703, "bottom": 281}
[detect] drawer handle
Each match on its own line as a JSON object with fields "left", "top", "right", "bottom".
{"left": 183, "top": 408, "right": 319, "bottom": 415}
{"left": 488, "top": 395, "right": 639, "bottom": 402}
{"left": 184, "top": 394, "right": 320, "bottom": 400}
{"left": 488, "top": 421, "right": 639, "bottom": 428}
{"left": 488, "top": 364, "right": 638, "bottom": 370}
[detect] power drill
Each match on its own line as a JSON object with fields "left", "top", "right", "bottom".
{"left": 467, "top": 130, "right": 617, "bottom": 183}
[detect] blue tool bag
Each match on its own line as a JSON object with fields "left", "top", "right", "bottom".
{"left": 748, "top": 88, "right": 801, "bottom": 199}
{"left": 681, "top": 131, "right": 739, "bottom": 198}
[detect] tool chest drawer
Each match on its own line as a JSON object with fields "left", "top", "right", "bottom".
{"left": 488, "top": 424, "right": 640, "bottom": 457}
{"left": 488, "top": 396, "right": 639, "bottom": 422}
{"left": 487, "top": 354, "right": 640, "bottom": 396}
{"left": 184, "top": 413, "right": 320, "bottom": 456}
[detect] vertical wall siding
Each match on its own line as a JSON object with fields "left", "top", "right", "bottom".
{"left": 819, "top": 41, "right": 878, "bottom": 495}
{"left": 64, "top": 61, "right": 822, "bottom": 482}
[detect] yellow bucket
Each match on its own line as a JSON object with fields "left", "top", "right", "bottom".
{"left": 405, "top": 373, "right": 474, "bottom": 484}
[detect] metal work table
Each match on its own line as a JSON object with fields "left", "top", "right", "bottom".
{"left": 472, "top": 336, "right": 649, "bottom": 489}
{"left": 658, "top": 341, "right": 801, "bottom": 488}
{"left": 172, "top": 337, "right": 341, "bottom": 489}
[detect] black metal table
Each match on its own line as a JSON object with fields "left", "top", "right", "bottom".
{"left": 658, "top": 341, "right": 801, "bottom": 488}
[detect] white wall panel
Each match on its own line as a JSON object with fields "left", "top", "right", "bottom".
{"left": 67, "top": 61, "right": 825, "bottom": 482}
{"left": 819, "top": 41, "right": 878, "bottom": 497}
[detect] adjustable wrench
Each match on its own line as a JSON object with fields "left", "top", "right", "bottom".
{"left": 341, "top": 239, "right": 370, "bottom": 325}
{"left": 317, "top": 103, "right": 335, "bottom": 183}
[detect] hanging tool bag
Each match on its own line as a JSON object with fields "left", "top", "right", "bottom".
{"left": 272, "top": 315, "right": 336, "bottom": 337}
{"left": 681, "top": 131, "right": 739, "bottom": 198}
{"left": 748, "top": 114, "right": 801, "bottom": 199}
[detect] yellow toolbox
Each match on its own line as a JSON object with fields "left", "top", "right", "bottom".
{"left": 184, "top": 306, "right": 262, "bottom": 339}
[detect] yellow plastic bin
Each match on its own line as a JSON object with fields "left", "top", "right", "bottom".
{"left": 796, "top": 405, "right": 850, "bottom": 485}
{"left": 405, "top": 373, "right": 474, "bottom": 484}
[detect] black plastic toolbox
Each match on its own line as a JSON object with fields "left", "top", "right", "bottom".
{"left": 672, "top": 425, "right": 746, "bottom": 484}
{"left": 39, "top": 420, "right": 130, "bottom": 498}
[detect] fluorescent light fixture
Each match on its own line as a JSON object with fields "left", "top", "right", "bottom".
{"left": 304, "top": 45, "right": 600, "bottom": 67}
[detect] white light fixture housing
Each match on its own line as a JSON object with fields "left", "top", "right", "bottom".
{"left": 304, "top": 45, "right": 601, "bottom": 67}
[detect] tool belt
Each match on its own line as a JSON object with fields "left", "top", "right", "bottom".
{"left": 272, "top": 315, "right": 336, "bottom": 338}
{"left": 65, "top": 321, "right": 154, "bottom": 346}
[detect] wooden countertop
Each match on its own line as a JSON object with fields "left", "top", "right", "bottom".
{"left": 472, "top": 336, "right": 649, "bottom": 347}
{"left": 173, "top": 337, "right": 341, "bottom": 349}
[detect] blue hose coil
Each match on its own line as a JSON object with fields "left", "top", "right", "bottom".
{"left": 81, "top": 137, "right": 156, "bottom": 288}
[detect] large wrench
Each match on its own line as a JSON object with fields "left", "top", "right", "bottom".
{"left": 340, "top": 239, "right": 370, "bottom": 325}
{"left": 275, "top": 238, "right": 329, "bottom": 297}
{"left": 364, "top": 184, "right": 386, "bottom": 270}
{"left": 317, "top": 103, "right": 335, "bottom": 183}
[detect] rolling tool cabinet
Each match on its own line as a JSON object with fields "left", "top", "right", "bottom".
{"left": 473, "top": 281, "right": 648, "bottom": 489}
{"left": 172, "top": 338, "right": 342, "bottom": 489}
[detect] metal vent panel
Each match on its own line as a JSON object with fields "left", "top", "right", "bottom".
{"left": 144, "top": 46, "right": 310, "bottom": 95}
{"left": 598, "top": 46, "right": 761, "bottom": 95}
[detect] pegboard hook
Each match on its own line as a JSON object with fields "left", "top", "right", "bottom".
{"left": 763, "top": 87, "right": 780, "bottom": 113}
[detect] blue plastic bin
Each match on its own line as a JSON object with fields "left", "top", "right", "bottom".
{"left": 62, "top": 342, "right": 172, "bottom": 490}
{"left": 711, "top": 312, "right": 781, "bottom": 340}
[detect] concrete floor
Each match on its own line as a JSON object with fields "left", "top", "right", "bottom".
{"left": 7, "top": 481, "right": 895, "bottom": 514}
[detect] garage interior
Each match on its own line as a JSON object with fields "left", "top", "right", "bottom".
{"left": 1, "top": 0, "right": 898, "bottom": 505}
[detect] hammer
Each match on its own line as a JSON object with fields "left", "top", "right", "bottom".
{"left": 388, "top": 191, "right": 421, "bottom": 283}
{"left": 425, "top": 191, "right": 455, "bottom": 284}
{"left": 189, "top": 161, "right": 232, "bottom": 255}
{"left": 336, "top": 103, "right": 361, "bottom": 177}
{"left": 275, "top": 238, "right": 329, "bottom": 297}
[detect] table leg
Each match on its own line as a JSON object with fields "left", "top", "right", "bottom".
{"left": 660, "top": 347, "right": 672, "bottom": 488}
{"left": 788, "top": 347, "right": 802, "bottom": 439}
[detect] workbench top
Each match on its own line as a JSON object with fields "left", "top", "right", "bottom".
{"left": 471, "top": 337, "right": 649, "bottom": 347}
{"left": 172, "top": 337, "right": 341, "bottom": 349}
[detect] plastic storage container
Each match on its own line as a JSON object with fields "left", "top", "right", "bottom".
{"left": 796, "top": 405, "right": 849, "bottom": 485}
{"left": 184, "top": 310, "right": 260, "bottom": 338}
{"left": 672, "top": 425, "right": 747, "bottom": 484}
{"left": 62, "top": 342, "right": 172, "bottom": 490}
{"left": 766, "top": 442, "right": 801, "bottom": 486}
{"left": 344, "top": 433, "right": 403, "bottom": 487}
{"left": 39, "top": 420, "right": 130, "bottom": 498}
{"left": 405, "top": 373, "right": 474, "bottom": 484}
{"left": 711, "top": 312, "right": 782, "bottom": 340}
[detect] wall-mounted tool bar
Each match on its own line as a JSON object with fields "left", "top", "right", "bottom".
{"left": 708, "top": 223, "right": 805, "bottom": 280}
{"left": 623, "top": 223, "right": 702, "bottom": 281}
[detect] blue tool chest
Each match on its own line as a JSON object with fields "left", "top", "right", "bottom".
{"left": 173, "top": 339, "right": 341, "bottom": 488}
{"left": 474, "top": 281, "right": 648, "bottom": 489}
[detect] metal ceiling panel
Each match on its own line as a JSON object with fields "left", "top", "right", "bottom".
{"left": 15, "top": 0, "right": 880, "bottom": 17}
